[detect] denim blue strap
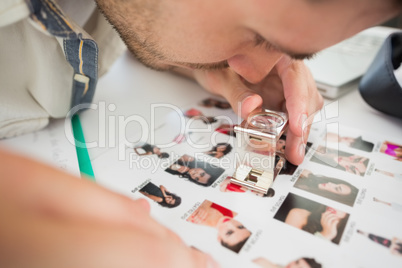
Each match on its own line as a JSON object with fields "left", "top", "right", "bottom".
{"left": 25, "top": 0, "right": 98, "bottom": 109}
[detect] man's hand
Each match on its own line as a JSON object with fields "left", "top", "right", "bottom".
{"left": 0, "top": 148, "right": 218, "bottom": 268}
{"left": 191, "top": 56, "right": 323, "bottom": 165}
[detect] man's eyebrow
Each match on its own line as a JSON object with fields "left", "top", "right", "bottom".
{"left": 173, "top": 60, "right": 229, "bottom": 70}
{"left": 254, "top": 34, "right": 316, "bottom": 60}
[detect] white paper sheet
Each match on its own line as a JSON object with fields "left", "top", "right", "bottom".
{"left": 89, "top": 95, "right": 402, "bottom": 268}
{"left": 0, "top": 118, "right": 80, "bottom": 176}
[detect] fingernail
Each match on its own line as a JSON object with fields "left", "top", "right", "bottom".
{"left": 299, "top": 142, "right": 305, "bottom": 158}
{"left": 240, "top": 94, "right": 254, "bottom": 107}
{"left": 239, "top": 93, "right": 256, "bottom": 118}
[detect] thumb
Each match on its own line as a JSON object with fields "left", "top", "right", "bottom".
{"left": 193, "top": 69, "right": 262, "bottom": 119}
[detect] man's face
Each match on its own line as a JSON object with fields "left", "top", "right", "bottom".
{"left": 99, "top": 0, "right": 398, "bottom": 82}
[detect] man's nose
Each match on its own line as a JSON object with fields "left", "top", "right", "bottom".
{"left": 227, "top": 45, "right": 283, "bottom": 84}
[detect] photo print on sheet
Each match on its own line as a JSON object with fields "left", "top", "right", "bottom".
{"left": 138, "top": 181, "right": 182, "bottom": 208}
{"left": 326, "top": 132, "right": 374, "bottom": 152}
{"left": 186, "top": 199, "right": 252, "bottom": 254}
{"left": 165, "top": 155, "right": 225, "bottom": 187}
{"left": 204, "top": 143, "right": 233, "bottom": 159}
{"left": 310, "top": 146, "right": 370, "bottom": 177}
{"left": 356, "top": 229, "right": 402, "bottom": 256}
{"left": 132, "top": 142, "right": 170, "bottom": 159}
{"left": 294, "top": 169, "right": 359, "bottom": 207}
{"left": 274, "top": 193, "right": 350, "bottom": 245}
{"left": 379, "top": 141, "right": 402, "bottom": 161}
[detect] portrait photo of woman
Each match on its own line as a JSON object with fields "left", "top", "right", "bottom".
{"left": 294, "top": 169, "right": 359, "bottom": 207}
{"left": 274, "top": 193, "right": 350, "bottom": 244}
{"left": 186, "top": 200, "right": 252, "bottom": 253}
{"left": 326, "top": 132, "right": 374, "bottom": 152}
{"left": 139, "top": 182, "right": 181, "bottom": 208}
{"left": 310, "top": 146, "right": 370, "bottom": 176}
{"left": 165, "top": 155, "right": 225, "bottom": 187}
{"left": 133, "top": 142, "right": 169, "bottom": 159}
{"left": 204, "top": 143, "right": 233, "bottom": 159}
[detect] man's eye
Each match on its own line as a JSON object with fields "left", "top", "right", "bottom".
{"left": 200, "top": 172, "right": 205, "bottom": 177}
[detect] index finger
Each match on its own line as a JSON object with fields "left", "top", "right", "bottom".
{"left": 276, "top": 58, "right": 322, "bottom": 164}
{"left": 277, "top": 58, "right": 310, "bottom": 137}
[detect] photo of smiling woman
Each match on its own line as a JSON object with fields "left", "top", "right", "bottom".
{"left": 294, "top": 170, "right": 359, "bottom": 207}
{"left": 139, "top": 182, "right": 181, "bottom": 208}
{"left": 186, "top": 200, "right": 251, "bottom": 253}
{"left": 165, "top": 155, "right": 224, "bottom": 187}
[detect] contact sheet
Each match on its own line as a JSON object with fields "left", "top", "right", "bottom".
{"left": 91, "top": 97, "right": 402, "bottom": 268}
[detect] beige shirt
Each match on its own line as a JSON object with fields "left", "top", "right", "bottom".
{"left": 0, "top": 0, "right": 126, "bottom": 138}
